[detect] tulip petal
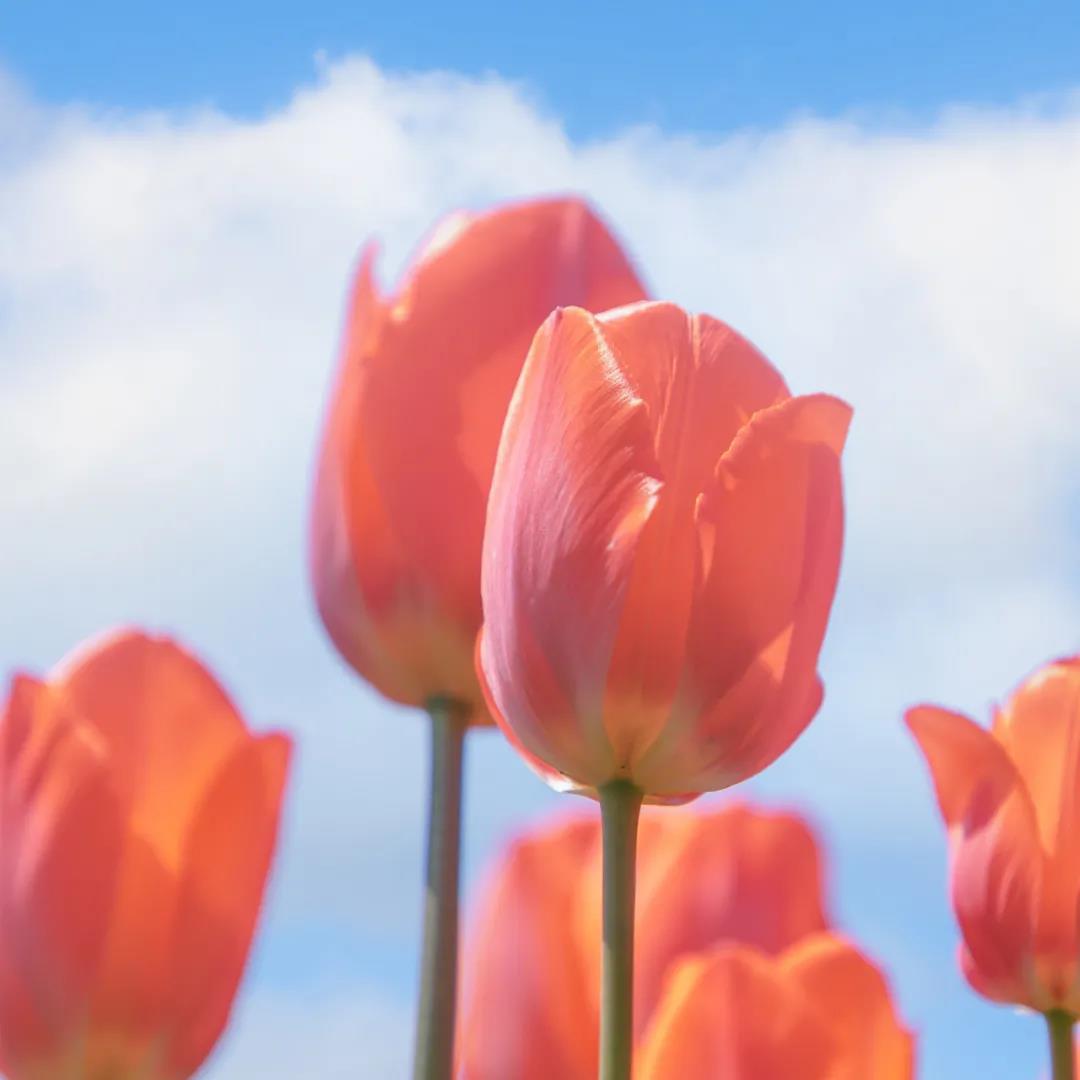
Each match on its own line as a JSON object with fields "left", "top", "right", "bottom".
{"left": 993, "top": 659, "right": 1080, "bottom": 860}
{"left": 906, "top": 705, "right": 1042, "bottom": 1006}
{"left": 634, "top": 393, "right": 850, "bottom": 795}
{"left": 784, "top": 934, "right": 915, "bottom": 1080}
{"left": 637, "top": 947, "right": 836, "bottom": 1080}
{"left": 992, "top": 659, "right": 1080, "bottom": 993}
{"left": 457, "top": 816, "right": 600, "bottom": 1080}
{"left": 310, "top": 243, "right": 431, "bottom": 705}
{"left": 597, "top": 307, "right": 791, "bottom": 765}
{"left": 597, "top": 305, "right": 789, "bottom": 485}
{"left": 0, "top": 676, "right": 124, "bottom": 1072}
{"left": 85, "top": 833, "right": 175, "bottom": 1074}
{"left": 52, "top": 630, "right": 247, "bottom": 870}
{"left": 164, "top": 734, "right": 292, "bottom": 1077}
{"left": 474, "top": 641, "right": 581, "bottom": 794}
{"left": 480, "top": 306, "right": 663, "bottom": 788}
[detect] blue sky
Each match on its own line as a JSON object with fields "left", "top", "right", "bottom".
{"left": 3, "top": 5, "right": 1080, "bottom": 1079}
{"left": 5, "top": 0, "right": 1080, "bottom": 135}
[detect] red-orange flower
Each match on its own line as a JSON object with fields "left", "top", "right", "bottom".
{"left": 908, "top": 657, "right": 1080, "bottom": 1014}
{"left": 0, "top": 630, "right": 291, "bottom": 1080}
{"left": 456, "top": 802, "right": 831, "bottom": 1079}
{"left": 310, "top": 197, "right": 646, "bottom": 720}
{"left": 636, "top": 934, "right": 914, "bottom": 1080}
{"left": 479, "top": 301, "right": 851, "bottom": 795}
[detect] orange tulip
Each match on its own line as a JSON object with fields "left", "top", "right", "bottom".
{"left": 908, "top": 657, "right": 1080, "bottom": 1015}
{"left": 310, "top": 197, "right": 647, "bottom": 719}
{"left": 479, "top": 300, "right": 851, "bottom": 796}
{"left": 0, "top": 630, "right": 291, "bottom": 1080}
{"left": 575, "top": 802, "right": 829, "bottom": 1044}
{"left": 637, "top": 934, "right": 914, "bottom": 1080}
{"left": 457, "top": 802, "right": 830, "bottom": 1079}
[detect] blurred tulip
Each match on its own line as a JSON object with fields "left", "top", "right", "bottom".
{"left": 0, "top": 630, "right": 291, "bottom": 1080}
{"left": 479, "top": 300, "right": 851, "bottom": 798}
{"left": 310, "top": 197, "right": 646, "bottom": 719}
{"left": 576, "top": 802, "right": 829, "bottom": 1042}
{"left": 907, "top": 657, "right": 1080, "bottom": 1015}
{"left": 457, "top": 802, "right": 831, "bottom": 1079}
{"left": 636, "top": 934, "right": 914, "bottom": 1080}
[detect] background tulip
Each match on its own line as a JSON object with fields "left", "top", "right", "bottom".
{"left": 479, "top": 300, "right": 851, "bottom": 800}
{"left": 456, "top": 802, "right": 833, "bottom": 1079}
{"left": 575, "top": 803, "right": 830, "bottom": 1043}
{"left": 0, "top": 629, "right": 291, "bottom": 1080}
{"left": 635, "top": 935, "right": 914, "bottom": 1080}
{"left": 310, "top": 196, "right": 647, "bottom": 718}
{"left": 908, "top": 657, "right": 1080, "bottom": 1079}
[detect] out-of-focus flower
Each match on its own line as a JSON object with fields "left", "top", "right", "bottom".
{"left": 0, "top": 630, "right": 291, "bottom": 1080}
{"left": 908, "top": 657, "right": 1080, "bottom": 1014}
{"left": 310, "top": 197, "right": 646, "bottom": 720}
{"left": 575, "top": 803, "right": 829, "bottom": 1042}
{"left": 456, "top": 802, "right": 833, "bottom": 1079}
{"left": 637, "top": 934, "right": 914, "bottom": 1080}
{"left": 479, "top": 300, "right": 851, "bottom": 794}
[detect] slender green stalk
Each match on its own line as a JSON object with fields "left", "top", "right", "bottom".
{"left": 598, "top": 779, "right": 644, "bottom": 1080}
{"left": 1047, "top": 1010, "right": 1075, "bottom": 1080}
{"left": 412, "top": 698, "right": 469, "bottom": 1080}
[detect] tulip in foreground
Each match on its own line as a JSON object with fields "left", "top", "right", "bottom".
{"left": 479, "top": 300, "right": 851, "bottom": 801}
{"left": 908, "top": 657, "right": 1080, "bottom": 1080}
{"left": 310, "top": 196, "right": 646, "bottom": 1080}
{"left": 478, "top": 300, "right": 850, "bottom": 1076}
{"left": 0, "top": 630, "right": 291, "bottom": 1080}
{"left": 457, "top": 802, "right": 835, "bottom": 1079}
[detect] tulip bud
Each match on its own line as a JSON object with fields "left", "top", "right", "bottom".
{"left": 310, "top": 198, "right": 647, "bottom": 719}
{"left": 480, "top": 301, "right": 851, "bottom": 796}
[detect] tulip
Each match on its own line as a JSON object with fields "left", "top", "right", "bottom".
{"left": 311, "top": 197, "right": 647, "bottom": 719}
{"left": 478, "top": 300, "right": 850, "bottom": 1076}
{"left": 575, "top": 802, "right": 830, "bottom": 1043}
{"left": 0, "top": 630, "right": 291, "bottom": 1080}
{"left": 479, "top": 300, "right": 851, "bottom": 800}
{"left": 908, "top": 657, "right": 1080, "bottom": 1079}
{"left": 310, "top": 197, "right": 646, "bottom": 1080}
{"left": 457, "top": 802, "right": 831, "bottom": 1079}
{"left": 636, "top": 934, "right": 914, "bottom": 1080}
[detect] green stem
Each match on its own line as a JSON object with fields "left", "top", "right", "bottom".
{"left": 598, "top": 779, "right": 644, "bottom": 1080}
{"left": 412, "top": 698, "right": 468, "bottom": 1080}
{"left": 1048, "top": 1010, "right": 1075, "bottom": 1080}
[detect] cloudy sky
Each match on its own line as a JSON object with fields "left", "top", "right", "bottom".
{"left": 3, "top": 6, "right": 1080, "bottom": 1078}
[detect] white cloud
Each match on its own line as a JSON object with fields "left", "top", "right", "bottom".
{"left": 1, "top": 57, "right": 1079, "bottom": 1078}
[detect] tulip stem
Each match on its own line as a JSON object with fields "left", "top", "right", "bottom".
{"left": 598, "top": 779, "right": 644, "bottom": 1080}
{"left": 412, "top": 698, "right": 469, "bottom": 1080}
{"left": 1047, "top": 1010, "right": 1075, "bottom": 1080}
